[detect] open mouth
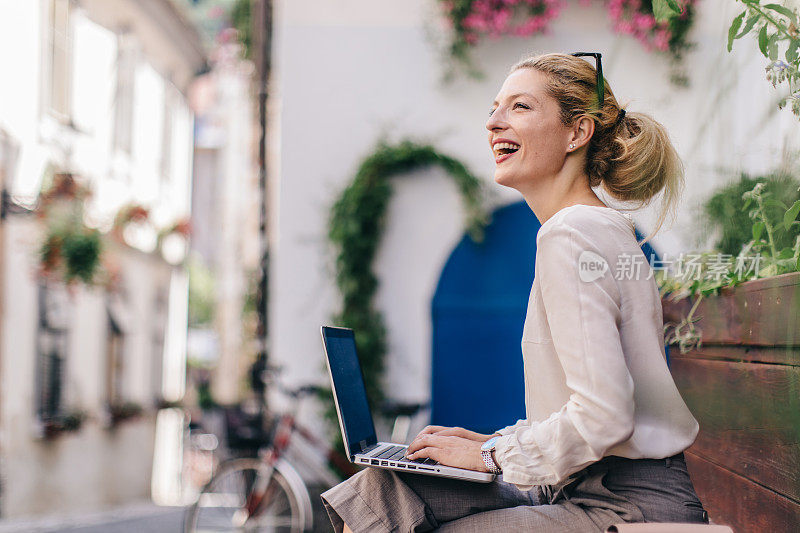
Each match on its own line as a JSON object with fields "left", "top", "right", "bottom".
{"left": 493, "top": 142, "right": 520, "bottom": 162}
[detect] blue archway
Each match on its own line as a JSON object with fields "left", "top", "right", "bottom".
{"left": 430, "top": 201, "right": 660, "bottom": 433}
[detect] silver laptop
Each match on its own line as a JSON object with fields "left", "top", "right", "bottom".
{"left": 320, "top": 325, "right": 495, "bottom": 483}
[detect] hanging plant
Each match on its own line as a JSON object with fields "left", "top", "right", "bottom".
{"left": 36, "top": 173, "right": 104, "bottom": 286}
{"left": 111, "top": 203, "right": 150, "bottom": 241}
{"left": 158, "top": 217, "right": 191, "bottom": 265}
{"left": 105, "top": 400, "right": 144, "bottom": 428}
{"left": 39, "top": 407, "right": 87, "bottom": 439}
{"left": 157, "top": 217, "right": 192, "bottom": 243}
{"left": 439, "top": 0, "right": 699, "bottom": 85}
{"left": 727, "top": 1, "right": 800, "bottom": 119}
{"left": 322, "top": 139, "right": 491, "bottom": 450}
{"left": 608, "top": 0, "right": 698, "bottom": 85}
{"left": 440, "top": 0, "right": 564, "bottom": 80}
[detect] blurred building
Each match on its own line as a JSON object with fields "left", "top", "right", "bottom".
{"left": 0, "top": 0, "right": 204, "bottom": 518}
{"left": 187, "top": 32, "right": 260, "bottom": 407}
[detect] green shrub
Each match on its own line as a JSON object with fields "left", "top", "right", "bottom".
{"left": 702, "top": 171, "right": 800, "bottom": 255}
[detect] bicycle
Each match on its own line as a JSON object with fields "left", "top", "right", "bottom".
{"left": 183, "top": 366, "right": 356, "bottom": 532}
{"left": 183, "top": 364, "right": 430, "bottom": 532}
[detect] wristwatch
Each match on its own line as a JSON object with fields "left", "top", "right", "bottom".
{"left": 480, "top": 436, "right": 502, "bottom": 474}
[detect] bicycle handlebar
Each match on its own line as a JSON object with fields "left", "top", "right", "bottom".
{"left": 278, "top": 384, "right": 325, "bottom": 399}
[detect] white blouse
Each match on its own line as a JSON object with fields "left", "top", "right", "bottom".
{"left": 493, "top": 204, "right": 699, "bottom": 491}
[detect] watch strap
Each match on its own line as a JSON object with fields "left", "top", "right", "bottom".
{"left": 481, "top": 448, "right": 502, "bottom": 474}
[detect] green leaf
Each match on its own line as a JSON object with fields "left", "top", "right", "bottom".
{"left": 764, "top": 3, "right": 798, "bottom": 25}
{"left": 728, "top": 11, "right": 746, "bottom": 52}
{"left": 759, "top": 24, "right": 769, "bottom": 56}
{"left": 737, "top": 14, "right": 760, "bottom": 39}
{"left": 787, "top": 39, "right": 799, "bottom": 64}
{"left": 785, "top": 199, "right": 800, "bottom": 230}
{"left": 767, "top": 32, "right": 780, "bottom": 60}
{"left": 654, "top": 0, "right": 682, "bottom": 22}
{"left": 764, "top": 198, "right": 788, "bottom": 210}
{"left": 753, "top": 220, "right": 765, "bottom": 241}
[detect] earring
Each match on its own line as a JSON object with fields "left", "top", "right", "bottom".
{"left": 569, "top": 143, "right": 575, "bottom": 150}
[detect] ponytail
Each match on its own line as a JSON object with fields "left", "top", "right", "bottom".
{"left": 510, "top": 53, "right": 685, "bottom": 243}
{"left": 600, "top": 111, "right": 685, "bottom": 244}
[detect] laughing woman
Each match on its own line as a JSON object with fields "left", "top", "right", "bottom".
{"left": 320, "top": 51, "right": 709, "bottom": 532}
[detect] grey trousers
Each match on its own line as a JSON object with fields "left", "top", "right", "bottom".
{"left": 320, "top": 452, "right": 709, "bottom": 532}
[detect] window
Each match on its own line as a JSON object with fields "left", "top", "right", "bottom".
{"left": 106, "top": 292, "right": 128, "bottom": 407}
{"left": 113, "top": 32, "right": 136, "bottom": 154}
{"left": 151, "top": 287, "right": 168, "bottom": 404}
{"left": 35, "top": 279, "right": 70, "bottom": 421}
{"left": 106, "top": 313, "right": 124, "bottom": 406}
{"left": 0, "top": 128, "right": 20, "bottom": 194}
{"left": 160, "top": 83, "right": 175, "bottom": 184}
{"left": 47, "top": 0, "right": 72, "bottom": 120}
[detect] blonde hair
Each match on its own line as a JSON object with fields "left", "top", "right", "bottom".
{"left": 509, "top": 52, "right": 685, "bottom": 243}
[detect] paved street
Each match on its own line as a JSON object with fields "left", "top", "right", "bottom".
{"left": 0, "top": 501, "right": 186, "bottom": 533}
{"left": 0, "top": 484, "right": 333, "bottom": 532}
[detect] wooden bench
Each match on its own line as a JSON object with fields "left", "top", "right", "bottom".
{"left": 662, "top": 272, "right": 800, "bottom": 532}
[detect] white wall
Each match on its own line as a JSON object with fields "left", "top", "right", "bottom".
{"left": 269, "top": 0, "right": 800, "bottom": 430}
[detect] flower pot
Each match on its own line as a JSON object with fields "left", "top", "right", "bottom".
{"left": 661, "top": 271, "right": 800, "bottom": 531}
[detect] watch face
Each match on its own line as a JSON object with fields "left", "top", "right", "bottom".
{"left": 481, "top": 436, "right": 500, "bottom": 451}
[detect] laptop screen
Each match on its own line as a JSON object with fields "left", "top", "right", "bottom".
{"left": 321, "top": 326, "right": 377, "bottom": 456}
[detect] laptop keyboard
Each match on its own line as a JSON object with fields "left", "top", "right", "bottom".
{"left": 367, "top": 444, "right": 439, "bottom": 465}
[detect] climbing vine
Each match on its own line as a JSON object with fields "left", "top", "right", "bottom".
{"left": 322, "top": 139, "right": 491, "bottom": 446}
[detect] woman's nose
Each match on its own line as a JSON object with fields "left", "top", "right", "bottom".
{"left": 485, "top": 106, "right": 507, "bottom": 131}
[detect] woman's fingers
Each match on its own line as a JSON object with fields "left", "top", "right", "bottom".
{"left": 405, "top": 437, "right": 486, "bottom": 472}
{"left": 409, "top": 426, "right": 452, "bottom": 451}
{"left": 406, "top": 433, "right": 434, "bottom": 455}
{"left": 409, "top": 426, "right": 483, "bottom": 448}
{"left": 413, "top": 425, "right": 450, "bottom": 439}
{"left": 430, "top": 427, "right": 491, "bottom": 442}
{"left": 407, "top": 445, "right": 442, "bottom": 462}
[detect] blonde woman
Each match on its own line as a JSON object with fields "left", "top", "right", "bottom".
{"left": 321, "top": 52, "right": 708, "bottom": 532}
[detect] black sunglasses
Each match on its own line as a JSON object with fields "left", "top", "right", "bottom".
{"left": 570, "top": 52, "right": 604, "bottom": 109}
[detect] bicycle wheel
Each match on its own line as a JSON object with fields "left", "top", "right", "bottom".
{"left": 184, "top": 457, "right": 307, "bottom": 532}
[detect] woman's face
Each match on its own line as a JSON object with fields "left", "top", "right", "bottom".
{"left": 486, "top": 68, "right": 572, "bottom": 192}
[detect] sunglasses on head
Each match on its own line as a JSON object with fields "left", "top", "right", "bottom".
{"left": 570, "top": 52, "right": 604, "bottom": 109}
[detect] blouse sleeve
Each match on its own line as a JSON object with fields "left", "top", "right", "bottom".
{"left": 494, "top": 418, "right": 528, "bottom": 436}
{"left": 493, "top": 223, "right": 636, "bottom": 489}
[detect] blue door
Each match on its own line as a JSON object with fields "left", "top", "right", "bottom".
{"left": 430, "top": 201, "right": 660, "bottom": 433}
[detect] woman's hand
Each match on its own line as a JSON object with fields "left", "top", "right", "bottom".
{"left": 405, "top": 426, "right": 497, "bottom": 472}
{"left": 410, "top": 425, "right": 496, "bottom": 443}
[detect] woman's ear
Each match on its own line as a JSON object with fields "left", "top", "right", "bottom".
{"left": 570, "top": 115, "right": 595, "bottom": 149}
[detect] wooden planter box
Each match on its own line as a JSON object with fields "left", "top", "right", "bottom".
{"left": 662, "top": 271, "right": 800, "bottom": 532}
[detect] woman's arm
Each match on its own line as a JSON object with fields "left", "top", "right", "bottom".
{"left": 493, "top": 223, "right": 635, "bottom": 489}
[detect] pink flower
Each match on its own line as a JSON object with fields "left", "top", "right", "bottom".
{"left": 491, "top": 8, "right": 512, "bottom": 31}
{"left": 633, "top": 13, "right": 655, "bottom": 30}
{"left": 654, "top": 29, "right": 671, "bottom": 51}
{"left": 463, "top": 13, "right": 487, "bottom": 31}
{"left": 617, "top": 20, "right": 634, "bottom": 34}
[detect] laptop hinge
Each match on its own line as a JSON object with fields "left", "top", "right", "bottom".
{"left": 360, "top": 442, "right": 380, "bottom": 455}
